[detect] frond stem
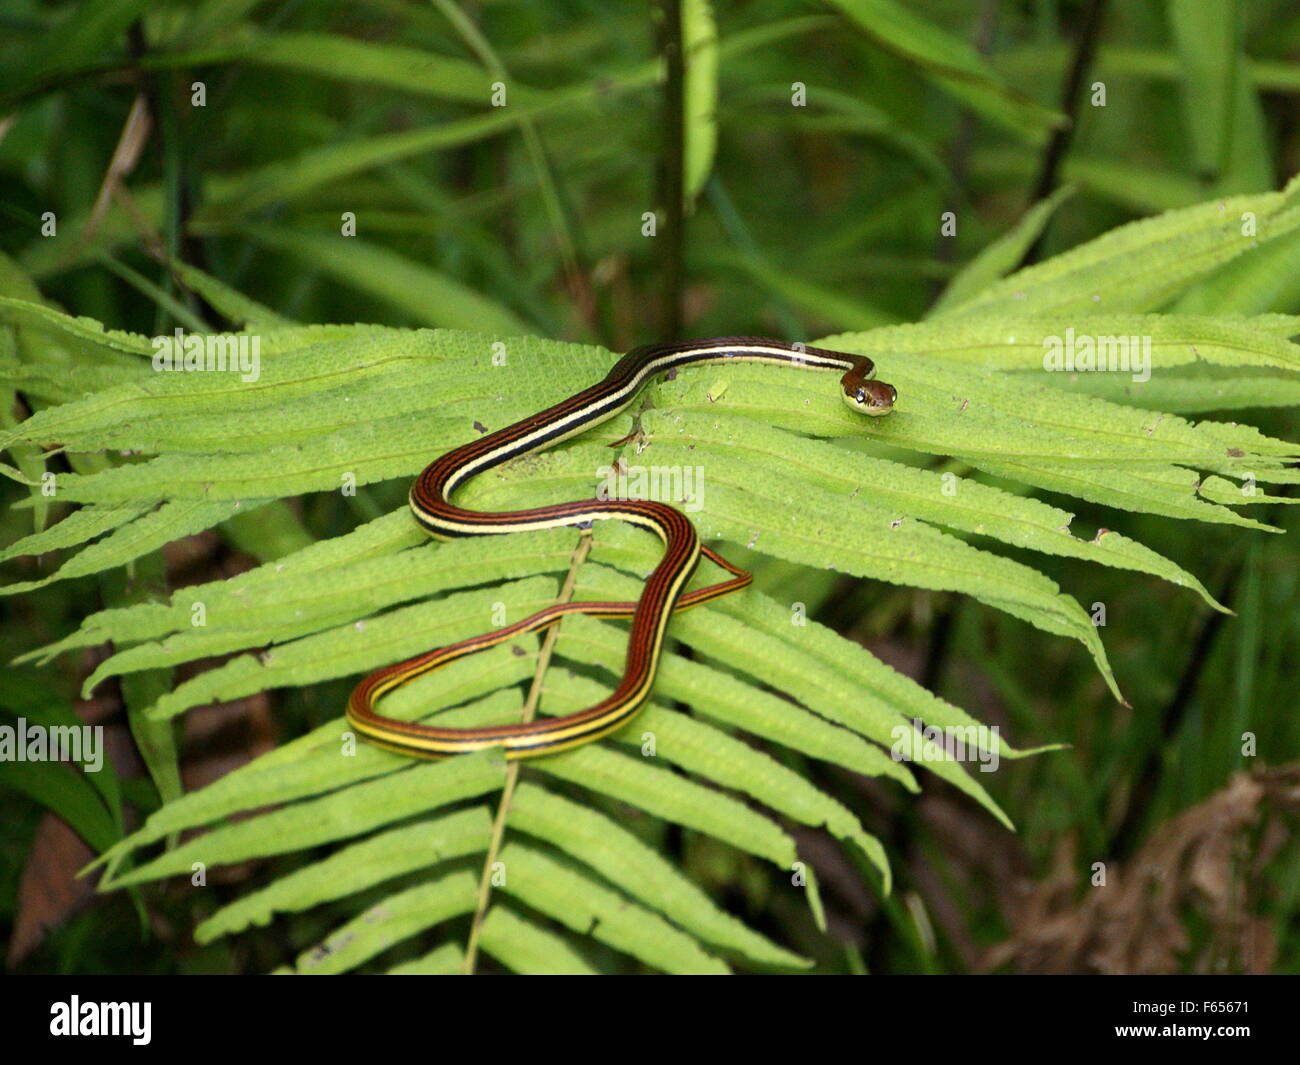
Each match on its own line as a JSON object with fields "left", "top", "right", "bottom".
{"left": 462, "top": 531, "right": 594, "bottom": 973}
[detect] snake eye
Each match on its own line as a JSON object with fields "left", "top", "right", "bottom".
{"left": 855, "top": 387, "right": 867, "bottom": 404}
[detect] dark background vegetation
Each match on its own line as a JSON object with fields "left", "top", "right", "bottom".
{"left": 1, "top": 0, "right": 1298, "bottom": 973}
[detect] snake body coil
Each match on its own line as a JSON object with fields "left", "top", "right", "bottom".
{"left": 347, "top": 338, "right": 896, "bottom": 759}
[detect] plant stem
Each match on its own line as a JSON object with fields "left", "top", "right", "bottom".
{"left": 658, "top": 0, "right": 686, "bottom": 338}
{"left": 1105, "top": 559, "right": 1242, "bottom": 860}
{"left": 462, "top": 532, "right": 594, "bottom": 974}
{"left": 1018, "top": 0, "right": 1109, "bottom": 267}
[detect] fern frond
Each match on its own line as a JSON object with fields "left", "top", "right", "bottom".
{"left": 6, "top": 177, "right": 1300, "bottom": 972}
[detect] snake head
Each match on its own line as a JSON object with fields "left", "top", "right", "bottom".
{"left": 843, "top": 378, "right": 897, "bottom": 416}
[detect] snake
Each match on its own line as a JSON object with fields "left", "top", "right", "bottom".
{"left": 347, "top": 337, "right": 895, "bottom": 759}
